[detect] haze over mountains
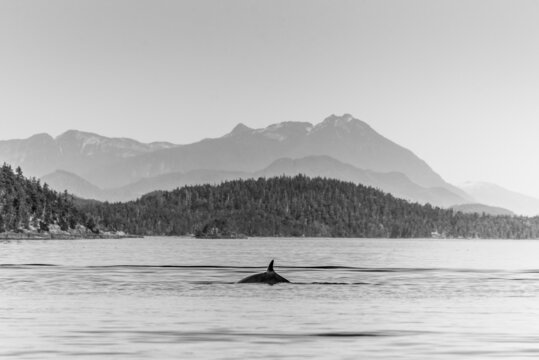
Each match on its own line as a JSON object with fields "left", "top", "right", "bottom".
{"left": 0, "top": 130, "right": 175, "bottom": 179}
{"left": 3, "top": 114, "right": 536, "bottom": 215}
{"left": 450, "top": 203, "right": 515, "bottom": 217}
{"left": 460, "top": 182, "right": 539, "bottom": 217}
{"left": 46, "top": 114, "right": 457, "bottom": 191}
{"left": 42, "top": 156, "right": 467, "bottom": 206}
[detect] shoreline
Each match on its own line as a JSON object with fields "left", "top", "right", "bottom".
{"left": 1, "top": 233, "right": 537, "bottom": 240}
{"left": 0, "top": 232, "right": 143, "bottom": 240}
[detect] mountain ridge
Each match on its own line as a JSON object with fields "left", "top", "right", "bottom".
{"left": 460, "top": 181, "right": 539, "bottom": 217}
{"left": 2, "top": 114, "right": 471, "bottom": 206}
{"left": 451, "top": 203, "right": 515, "bottom": 216}
{"left": 0, "top": 129, "right": 178, "bottom": 179}
{"left": 74, "top": 115, "right": 465, "bottom": 194}
{"left": 42, "top": 155, "right": 470, "bottom": 207}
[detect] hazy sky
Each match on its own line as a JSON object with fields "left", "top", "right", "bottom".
{"left": 1, "top": 1, "right": 539, "bottom": 196}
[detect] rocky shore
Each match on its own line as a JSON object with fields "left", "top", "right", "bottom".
{"left": 0, "top": 225, "right": 142, "bottom": 240}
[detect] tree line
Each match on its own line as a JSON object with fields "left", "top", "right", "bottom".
{"left": 0, "top": 164, "right": 94, "bottom": 233}
{"left": 2, "top": 164, "right": 539, "bottom": 239}
{"left": 80, "top": 175, "right": 539, "bottom": 239}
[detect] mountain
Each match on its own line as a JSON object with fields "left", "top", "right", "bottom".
{"left": 0, "top": 130, "right": 176, "bottom": 179}
{"left": 460, "top": 182, "right": 539, "bottom": 217}
{"left": 42, "top": 169, "right": 248, "bottom": 202}
{"left": 2, "top": 114, "right": 471, "bottom": 206}
{"left": 451, "top": 203, "right": 515, "bottom": 216}
{"left": 108, "top": 169, "right": 249, "bottom": 201}
{"left": 42, "top": 156, "right": 468, "bottom": 207}
{"left": 53, "top": 130, "right": 176, "bottom": 176}
{"left": 78, "top": 114, "right": 469, "bottom": 197}
{"left": 254, "top": 156, "right": 467, "bottom": 207}
{"left": 81, "top": 121, "right": 314, "bottom": 188}
{"left": 288, "top": 115, "right": 442, "bottom": 188}
{"left": 0, "top": 133, "right": 61, "bottom": 177}
{"left": 42, "top": 170, "right": 102, "bottom": 200}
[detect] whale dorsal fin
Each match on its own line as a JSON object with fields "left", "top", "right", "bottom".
{"left": 267, "top": 260, "right": 274, "bottom": 272}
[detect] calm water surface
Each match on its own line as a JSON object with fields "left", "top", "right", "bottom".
{"left": 2, "top": 237, "right": 539, "bottom": 359}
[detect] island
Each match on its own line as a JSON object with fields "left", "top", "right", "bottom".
{"left": 2, "top": 163, "right": 539, "bottom": 240}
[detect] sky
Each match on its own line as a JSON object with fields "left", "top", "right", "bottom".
{"left": 1, "top": 0, "right": 539, "bottom": 196}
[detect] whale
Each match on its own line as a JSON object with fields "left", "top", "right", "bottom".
{"left": 238, "top": 260, "right": 290, "bottom": 285}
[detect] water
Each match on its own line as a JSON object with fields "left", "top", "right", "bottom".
{"left": 3, "top": 237, "right": 539, "bottom": 359}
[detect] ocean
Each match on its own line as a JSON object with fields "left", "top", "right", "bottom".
{"left": 2, "top": 237, "right": 539, "bottom": 359}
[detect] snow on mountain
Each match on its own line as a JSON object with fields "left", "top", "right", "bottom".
{"left": 0, "top": 130, "right": 177, "bottom": 178}
{"left": 3, "top": 114, "right": 471, "bottom": 207}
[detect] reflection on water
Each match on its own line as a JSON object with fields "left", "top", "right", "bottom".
{"left": 2, "top": 237, "right": 539, "bottom": 359}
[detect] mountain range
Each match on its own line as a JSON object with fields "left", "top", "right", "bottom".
{"left": 72, "top": 114, "right": 461, "bottom": 191}
{"left": 2, "top": 114, "right": 536, "bottom": 215}
{"left": 450, "top": 203, "right": 515, "bottom": 216}
{"left": 459, "top": 182, "right": 539, "bottom": 217}
{"left": 0, "top": 130, "right": 175, "bottom": 179}
{"left": 42, "top": 155, "right": 468, "bottom": 206}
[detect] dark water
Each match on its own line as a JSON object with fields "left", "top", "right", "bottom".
{"left": 3, "top": 237, "right": 539, "bottom": 359}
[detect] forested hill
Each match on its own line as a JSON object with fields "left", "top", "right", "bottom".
{"left": 3, "top": 166, "right": 539, "bottom": 239}
{"left": 0, "top": 164, "right": 84, "bottom": 233}
{"left": 80, "top": 175, "right": 539, "bottom": 239}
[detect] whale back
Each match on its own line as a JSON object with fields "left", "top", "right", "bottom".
{"left": 238, "top": 259, "right": 289, "bottom": 285}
